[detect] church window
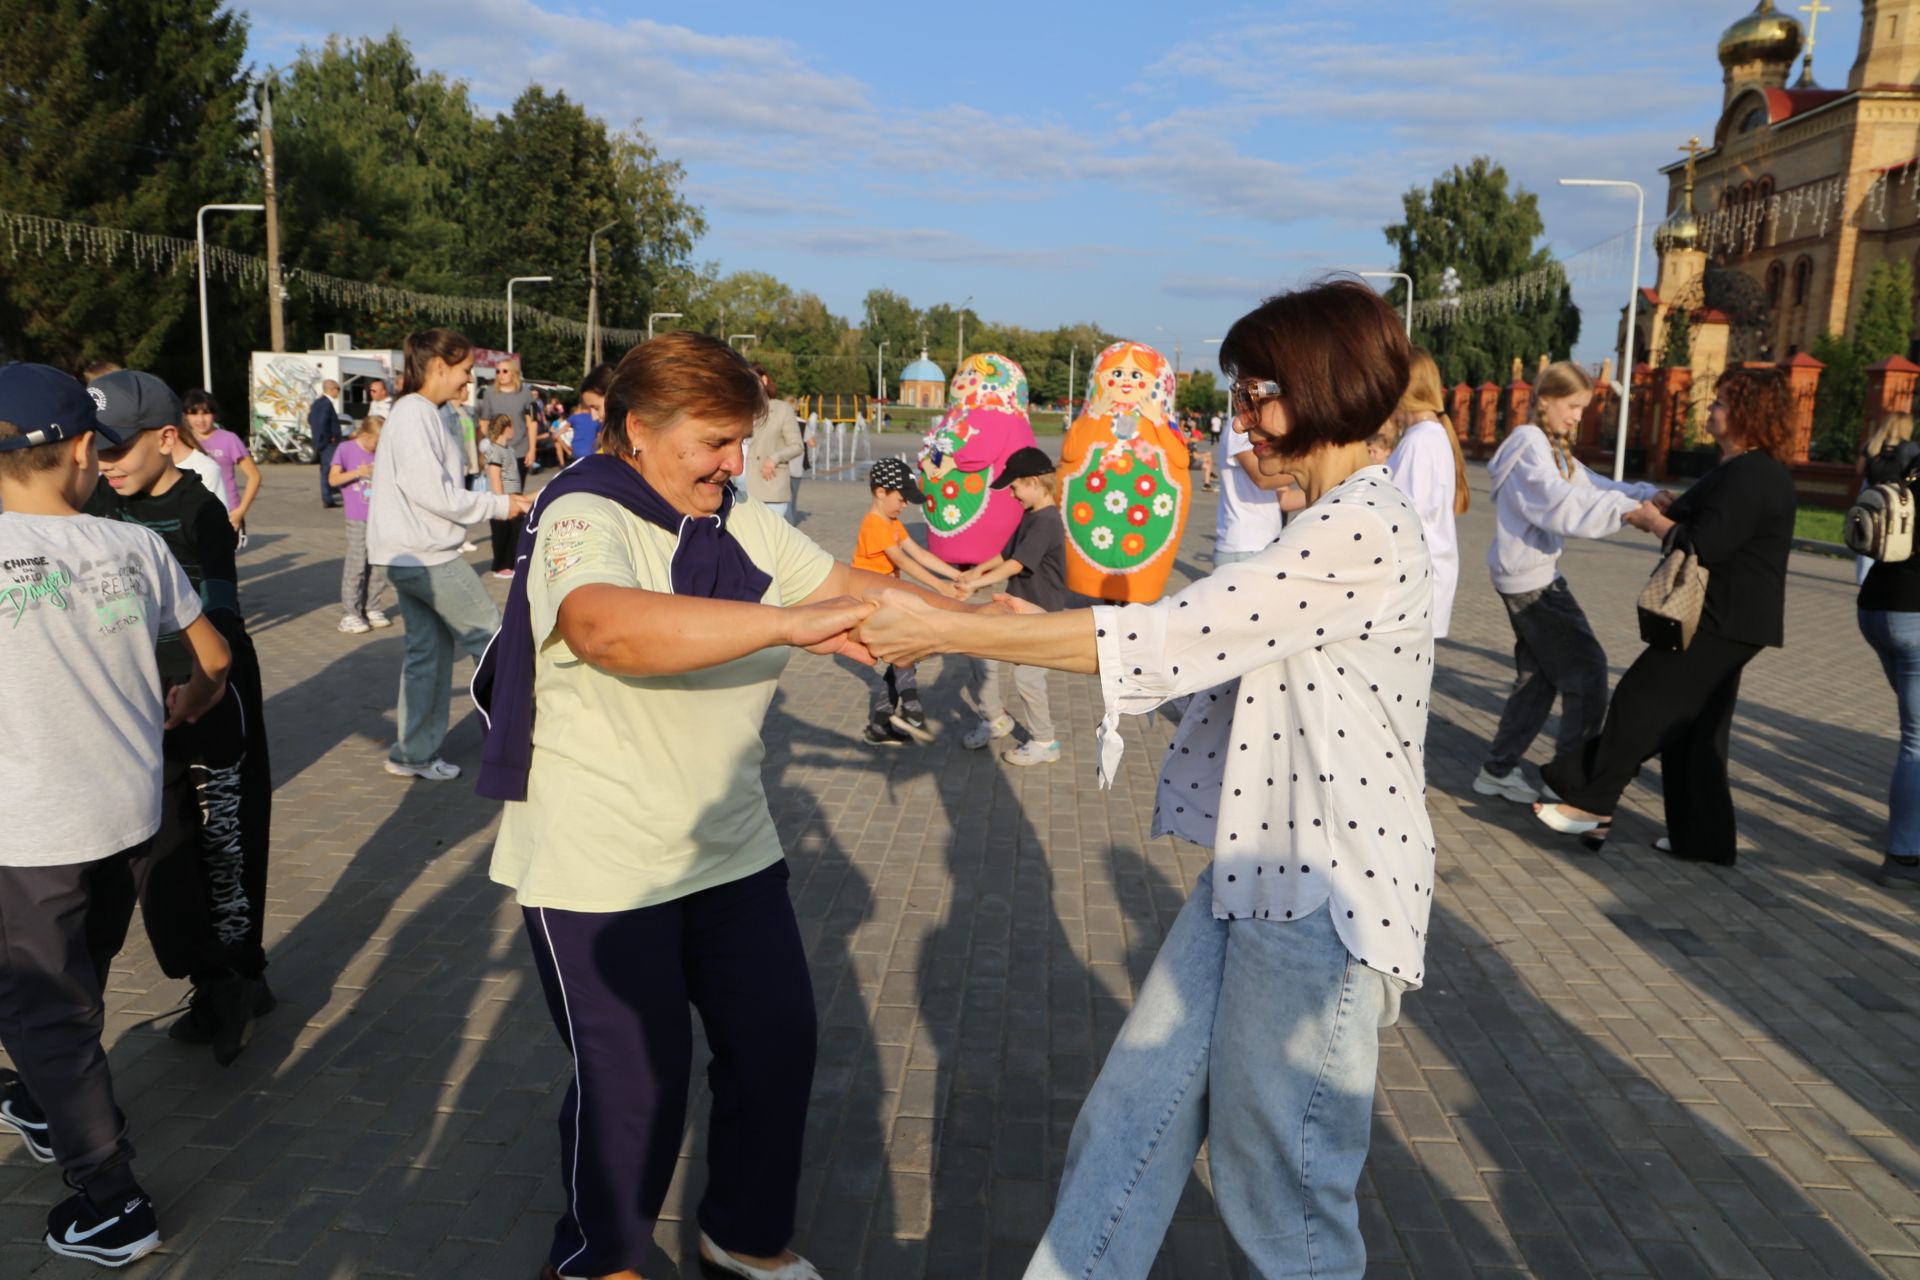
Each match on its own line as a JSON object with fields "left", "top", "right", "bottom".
{"left": 1741, "top": 106, "right": 1767, "bottom": 133}
{"left": 1766, "top": 262, "right": 1785, "bottom": 309}
{"left": 1793, "top": 258, "right": 1814, "bottom": 306}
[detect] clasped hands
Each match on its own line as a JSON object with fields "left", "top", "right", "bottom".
{"left": 785, "top": 587, "right": 1040, "bottom": 667}
{"left": 1623, "top": 489, "right": 1677, "bottom": 535}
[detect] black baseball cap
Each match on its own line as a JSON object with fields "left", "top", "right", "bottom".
{"left": 90, "top": 370, "right": 184, "bottom": 437}
{"left": 869, "top": 456, "right": 925, "bottom": 503}
{"left": 0, "top": 363, "right": 123, "bottom": 451}
{"left": 991, "top": 446, "right": 1056, "bottom": 488}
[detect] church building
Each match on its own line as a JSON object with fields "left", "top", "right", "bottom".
{"left": 1640, "top": 0, "right": 1920, "bottom": 403}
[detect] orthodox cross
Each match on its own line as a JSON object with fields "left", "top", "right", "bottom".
{"left": 1799, "top": 0, "right": 1833, "bottom": 84}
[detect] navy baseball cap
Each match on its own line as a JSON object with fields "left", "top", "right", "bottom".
{"left": 0, "top": 363, "right": 124, "bottom": 451}
{"left": 90, "top": 370, "right": 184, "bottom": 436}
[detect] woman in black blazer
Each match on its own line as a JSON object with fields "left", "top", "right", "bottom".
{"left": 1534, "top": 367, "right": 1798, "bottom": 864}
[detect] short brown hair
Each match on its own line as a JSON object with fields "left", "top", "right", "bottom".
{"left": 1716, "top": 367, "right": 1795, "bottom": 460}
{"left": 1218, "top": 278, "right": 1410, "bottom": 453}
{"left": 0, "top": 420, "right": 67, "bottom": 482}
{"left": 602, "top": 332, "right": 766, "bottom": 460}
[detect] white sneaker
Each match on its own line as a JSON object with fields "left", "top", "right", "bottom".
{"left": 1003, "top": 740, "right": 1062, "bottom": 767}
{"left": 366, "top": 610, "right": 393, "bottom": 629}
{"left": 962, "top": 714, "right": 1015, "bottom": 750}
{"left": 1472, "top": 766, "right": 1538, "bottom": 804}
{"left": 384, "top": 758, "right": 460, "bottom": 781}
{"left": 337, "top": 615, "right": 371, "bottom": 635}
{"left": 459, "top": 540, "right": 478, "bottom": 553}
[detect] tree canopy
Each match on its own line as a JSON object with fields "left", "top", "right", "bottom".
{"left": 1384, "top": 158, "right": 1581, "bottom": 387}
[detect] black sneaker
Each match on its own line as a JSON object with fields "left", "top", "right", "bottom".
{"left": 863, "top": 722, "right": 906, "bottom": 747}
{"left": 0, "top": 1070, "right": 51, "bottom": 1163}
{"left": 45, "top": 1187, "right": 160, "bottom": 1267}
{"left": 889, "top": 700, "right": 935, "bottom": 743}
{"left": 168, "top": 974, "right": 276, "bottom": 1047}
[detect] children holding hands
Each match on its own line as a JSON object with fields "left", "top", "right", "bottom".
{"left": 853, "top": 457, "right": 968, "bottom": 745}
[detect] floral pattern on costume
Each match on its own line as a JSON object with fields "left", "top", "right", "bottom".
{"left": 916, "top": 354, "right": 1038, "bottom": 566}
{"left": 1059, "top": 341, "right": 1189, "bottom": 602}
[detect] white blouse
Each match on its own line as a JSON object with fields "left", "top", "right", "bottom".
{"left": 1092, "top": 466, "right": 1438, "bottom": 986}
{"left": 1387, "top": 419, "right": 1459, "bottom": 639}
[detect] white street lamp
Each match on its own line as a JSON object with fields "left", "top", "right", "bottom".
{"left": 506, "top": 276, "right": 554, "bottom": 358}
{"left": 729, "top": 333, "right": 757, "bottom": 350}
{"left": 875, "top": 340, "right": 888, "bottom": 402}
{"left": 956, "top": 296, "right": 974, "bottom": 368}
{"left": 1357, "top": 271, "right": 1414, "bottom": 337}
{"left": 648, "top": 312, "right": 682, "bottom": 340}
{"left": 197, "top": 203, "right": 264, "bottom": 391}
{"left": 1560, "top": 177, "right": 1645, "bottom": 482}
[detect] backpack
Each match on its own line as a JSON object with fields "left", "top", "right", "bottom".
{"left": 1846, "top": 439, "right": 1920, "bottom": 562}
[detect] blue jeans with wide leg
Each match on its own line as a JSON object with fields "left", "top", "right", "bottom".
{"left": 1025, "top": 868, "right": 1399, "bottom": 1280}
{"left": 384, "top": 559, "right": 500, "bottom": 767}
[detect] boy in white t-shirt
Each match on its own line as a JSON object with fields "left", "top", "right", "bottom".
{"left": 0, "top": 364, "right": 230, "bottom": 1268}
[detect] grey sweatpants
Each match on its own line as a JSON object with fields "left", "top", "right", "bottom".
{"left": 341, "top": 518, "right": 392, "bottom": 621}
{"left": 981, "top": 660, "right": 1055, "bottom": 742}
{"left": 1485, "top": 577, "right": 1610, "bottom": 774}
{"left": 870, "top": 662, "right": 918, "bottom": 722}
{"left": 0, "top": 847, "right": 153, "bottom": 1199}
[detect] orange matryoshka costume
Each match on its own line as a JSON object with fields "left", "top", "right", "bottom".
{"left": 1058, "top": 341, "right": 1189, "bottom": 602}
{"left": 915, "top": 354, "right": 1037, "bottom": 568}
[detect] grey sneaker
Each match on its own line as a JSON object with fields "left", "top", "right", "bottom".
{"left": 385, "top": 757, "right": 460, "bottom": 781}
{"left": 337, "top": 615, "right": 371, "bottom": 635}
{"left": 1472, "top": 766, "right": 1538, "bottom": 804}
{"left": 962, "top": 714, "right": 1015, "bottom": 751}
{"left": 1879, "top": 856, "right": 1920, "bottom": 889}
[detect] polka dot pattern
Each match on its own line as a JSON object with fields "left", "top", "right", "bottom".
{"left": 1088, "top": 469, "right": 1438, "bottom": 988}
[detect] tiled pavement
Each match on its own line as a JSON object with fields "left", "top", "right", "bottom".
{"left": 5, "top": 437, "right": 1919, "bottom": 1278}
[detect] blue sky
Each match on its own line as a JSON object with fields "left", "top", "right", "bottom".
{"left": 235, "top": 0, "right": 1863, "bottom": 373}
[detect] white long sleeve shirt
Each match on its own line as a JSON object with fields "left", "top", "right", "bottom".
{"left": 1386, "top": 419, "right": 1458, "bottom": 639}
{"left": 367, "top": 393, "right": 509, "bottom": 568}
{"left": 1092, "top": 466, "right": 1437, "bottom": 987}
{"left": 1485, "top": 424, "right": 1656, "bottom": 596}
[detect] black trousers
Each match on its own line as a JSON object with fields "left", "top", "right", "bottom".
{"left": 1486, "top": 578, "right": 1611, "bottom": 773}
{"left": 1541, "top": 630, "right": 1762, "bottom": 865}
{"left": 317, "top": 441, "right": 339, "bottom": 507}
{"left": 143, "top": 630, "right": 272, "bottom": 982}
{"left": 523, "top": 862, "right": 816, "bottom": 1276}
{"left": 0, "top": 845, "right": 153, "bottom": 1199}
{"left": 490, "top": 512, "right": 525, "bottom": 573}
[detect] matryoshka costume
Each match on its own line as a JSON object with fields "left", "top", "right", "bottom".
{"left": 916, "top": 354, "right": 1038, "bottom": 568}
{"left": 1059, "top": 341, "right": 1189, "bottom": 602}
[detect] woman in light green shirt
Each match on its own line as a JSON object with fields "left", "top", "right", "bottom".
{"left": 492, "top": 332, "right": 978, "bottom": 1280}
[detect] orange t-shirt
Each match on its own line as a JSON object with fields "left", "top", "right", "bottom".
{"left": 853, "top": 510, "right": 908, "bottom": 575}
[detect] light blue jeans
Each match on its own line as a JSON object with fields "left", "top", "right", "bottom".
{"left": 1025, "top": 868, "right": 1397, "bottom": 1280}
{"left": 386, "top": 559, "right": 501, "bottom": 767}
{"left": 1213, "top": 547, "right": 1264, "bottom": 568}
{"left": 1859, "top": 609, "right": 1920, "bottom": 857}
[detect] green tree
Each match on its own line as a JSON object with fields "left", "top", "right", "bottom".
{"left": 1810, "top": 330, "right": 1866, "bottom": 462}
{"left": 1177, "top": 373, "right": 1223, "bottom": 417}
{"left": 1384, "top": 157, "right": 1580, "bottom": 387}
{"left": 1661, "top": 307, "right": 1692, "bottom": 370}
{"left": 1854, "top": 259, "right": 1913, "bottom": 365}
{"left": 0, "top": 0, "right": 253, "bottom": 404}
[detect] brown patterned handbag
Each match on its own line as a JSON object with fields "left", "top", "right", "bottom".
{"left": 1637, "top": 531, "right": 1708, "bottom": 652}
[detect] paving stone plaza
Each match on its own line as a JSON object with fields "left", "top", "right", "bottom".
{"left": 6, "top": 439, "right": 1919, "bottom": 1279}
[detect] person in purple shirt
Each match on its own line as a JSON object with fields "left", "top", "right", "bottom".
{"left": 327, "top": 416, "right": 393, "bottom": 634}
{"left": 183, "top": 390, "right": 262, "bottom": 536}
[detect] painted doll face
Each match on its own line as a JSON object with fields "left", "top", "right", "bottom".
{"left": 1098, "top": 352, "right": 1154, "bottom": 413}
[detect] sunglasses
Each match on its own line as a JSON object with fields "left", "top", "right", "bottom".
{"left": 1230, "top": 378, "right": 1283, "bottom": 420}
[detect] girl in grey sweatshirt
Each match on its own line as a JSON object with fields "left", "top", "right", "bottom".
{"left": 1474, "top": 362, "right": 1664, "bottom": 805}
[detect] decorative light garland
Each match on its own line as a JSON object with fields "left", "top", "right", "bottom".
{"left": 0, "top": 209, "right": 645, "bottom": 348}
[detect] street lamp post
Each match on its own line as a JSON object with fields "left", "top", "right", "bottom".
{"left": 1204, "top": 337, "right": 1223, "bottom": 417}
{"left": 955, "top": 296, "right": 973, "bottom": 368}
{"left": 197, "top": 203, "right": 265, "bottom": 392}
{"left": 647, "top": 312, "right": 682, "bottom": 340}
{"left": 584, "top": 222, "right": 616, "bottom": 377}
{"left": 1358, "top": 271, "right": 1414, "bottom": 337}
{"left": 875, "top": 341, "right": 888, "bottom": 403}
{"left": 728, "top": 334, "right": 758, "bottom": 351}
{"left": 1066, "top": 347, "right": 1077, "bottom": 423}
{"left": 1559, "top": 178, "right": 1646, "bottom": 482}
{"left": 505, "top": 276, "right": 554, "bottom": 358}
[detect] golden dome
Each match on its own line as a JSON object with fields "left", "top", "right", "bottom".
{"left": 1655, "top": 205, "right": 1702, "bottom": 255}
{"left": 1718, "top": 1, "right": 1804, "bottom": 70}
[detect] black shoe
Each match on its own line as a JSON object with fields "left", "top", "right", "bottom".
{"left": 889, "top": 700, "right": 935, "bottom": 743}
{"left": 45, "top": 1187, "right": 160, "bottom": 1267}
{"left": 0, "top": 1070, "right": 51, "bottom": 1163}
{"left": 863, "top": 722, "right": 906, "bottom": 747}
{"left": 170, "top": 973, "right": 258, "bottom": 1066}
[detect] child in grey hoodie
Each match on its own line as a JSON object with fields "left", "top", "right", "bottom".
{"left": 1475, "top": 361, "right": 1666, "bottom": 804}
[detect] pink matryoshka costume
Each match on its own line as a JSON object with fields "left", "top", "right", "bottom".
{"left": 1058, "top": 341, "right": 1190, "bottom": 602}
{"left": 915, "top": 354, "right": 1038, "bottom": 568}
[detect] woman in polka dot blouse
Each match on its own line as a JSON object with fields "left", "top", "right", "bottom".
{"left": 862, "top": 279, "right": 1435, "bottom": 1279}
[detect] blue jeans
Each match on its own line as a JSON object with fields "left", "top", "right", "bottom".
{"left": 1859, "top": 609, "right": 1920, "bottom": 857}
{"left": 1213, "top": 546, "right": 1264, "bottom": 568}
{"left": 386, "top": 560, "right": 501, "bottom": 766}
{"left": 1025, "top": 869, "right": 1399, "bottom": 1280}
